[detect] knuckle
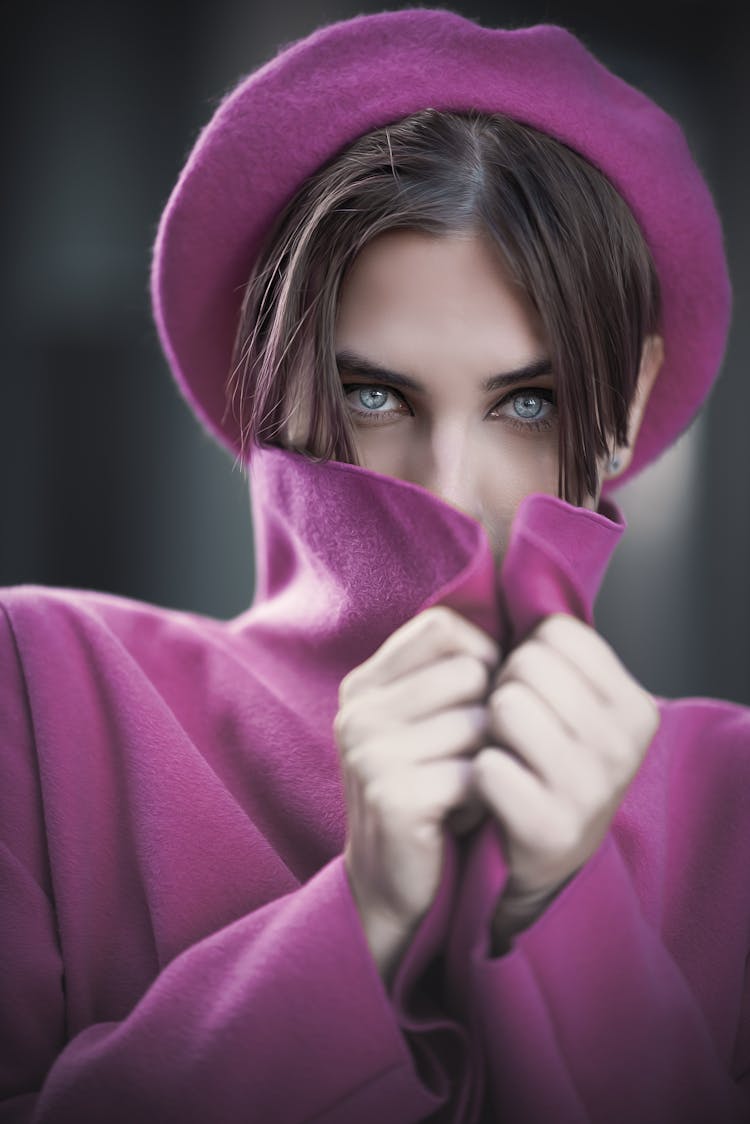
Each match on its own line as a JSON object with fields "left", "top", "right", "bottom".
{"left": 361, "top": 775, "right": 386, "bottom": 813}
{"left": 608, "top": 706, "right": 652, "bottom": 764}
{"left": 534, "top": 613, "right": 569, "bottom": 642}
{"left": 363, "top": 773, "right": 410, "bottom": 821}
{"left": 333, "top": 704, "right": 354, "bottom": 751}
{"left": 335, "top": 693, "right": 388, "bottom": 757}
{"left": 419, "top": 605, "right": 456, "bottom": 641}
{"left": 503, "top": 642, "right": 539, "bottom": 681}
{"left": 431, "top": 706, "right": 472, "bottom": 752}
{"left": 497, "top": 649, "right": 519, "bottom": 684}
{"left": 346, "top": 743, "right": 380, "bottom": 786}
{"left": 491, "top": 677, "right": 531, "bottom": 714}
{"left": 637, "top": 690, "right": 661, "bottom": 741}
{"left": 455, "top": 653, "right": 490, "bottom": 696}
{"left": 474, "top": 746, "right": 499, "bottom": 780}
{"left": 333, "top": 697, "right": 371, "bottom": 752}
{"left": 338, "top": 667, "right": 363, "bottom": 707}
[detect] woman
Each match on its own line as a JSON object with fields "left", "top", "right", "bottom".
{"left": 1, "top": 8, "right": 747, "bottom": 1123}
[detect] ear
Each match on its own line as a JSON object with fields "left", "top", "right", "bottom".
{"left": 604, "top": 334, "right": 664, "bottom": 480}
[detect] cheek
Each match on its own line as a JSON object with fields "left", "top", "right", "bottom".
{"left": 349, "top": 425, "right": 412, "bottom": 478}
{"left": 481, "top": 430, "right": 559, "bottom": 503}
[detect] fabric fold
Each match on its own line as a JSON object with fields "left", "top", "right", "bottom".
{"left": 243, "top": 448, "right": 628, "bottom": 1120}
{"left": 5, "top": 445, "right": 747, "bottom": 1122}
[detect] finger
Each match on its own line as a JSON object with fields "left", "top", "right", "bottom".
{"left": 473, "top": 747, "right": 607, "bottom": 888}
{"left": 493, "top": 638, "right": 615, "bottom": 748}
{"left": 472, "top": 746, "right": 553, "bottom": 849}
{"left": 525, "top": 615, "right": 661, "bottom": 743}
{"left": 340, "top": 606, "right": 499, "bottom": 700}
{"left": 368, "top": 756, "right": 478, "bottom": 828}
{"left": 526, "top": 614, "right": 641, "bottom": 711}
{"left": 487, "top": 678, "right": 585, "bottom": 791}
{"left": 350, "top": 652, "right": 492, "bottom": 734}
{"left": 340, "top": 704, "right": 489, "bottom": 779}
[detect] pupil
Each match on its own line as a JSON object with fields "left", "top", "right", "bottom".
{"left": 515, "top": 394, "right": 541, "bottom": 418}
{"left": 360, "top": 388, "right": 387, "bottom": 409}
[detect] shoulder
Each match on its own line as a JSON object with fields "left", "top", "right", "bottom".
{"left": 655, "top": 692, "right": 750, "bottom": 744}
{"left": 0, "top": 583, "right": 234, "bottom": 717}
{"left": 622, "top": 692, "right": 750, "bottom": 828}
{"left": 1, "top": 581, "right": 213, "bottom": 635}
{"left": 615, "top": 693, "right": 750, "bottom": 901}
{"left": 649, "top": 692, "right": 750, "bottom": 793}
{"left": 0, "top": 582, "right": 222, "bottom": 659}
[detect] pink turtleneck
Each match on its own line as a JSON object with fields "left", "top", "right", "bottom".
{"left": 1, "top": 446, "right": 748, "bottom": 1122}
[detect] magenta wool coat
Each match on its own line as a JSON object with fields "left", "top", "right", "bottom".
{"left": 2, "top": 445, "right": 749, "bottom": 1123}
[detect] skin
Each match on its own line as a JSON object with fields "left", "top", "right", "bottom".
{"left": 332, "top": 229, "right": 665, "bottom": 977}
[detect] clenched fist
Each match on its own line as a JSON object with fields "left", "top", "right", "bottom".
{"left": 473, "top": 613, "right": 661, "bottom": 951}
{"left": 335, "top": 606, "right": 661, "bottom": 978}
{"left": 334, "top": 606, "right": 499, "bottom": 982}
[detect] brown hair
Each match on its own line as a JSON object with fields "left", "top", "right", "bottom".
{"left": 226, "top": 109, "right": 661, "bottom": 505}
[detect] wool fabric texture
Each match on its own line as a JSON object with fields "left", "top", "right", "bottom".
{"left": 3, "top": 8, "right": 747, "bottom": 1121}
{"left": 150, "top": 7, "right": 731, "bottom": 493}
{"left": 1, "top": 446, "right": 749, "bottom": 1121}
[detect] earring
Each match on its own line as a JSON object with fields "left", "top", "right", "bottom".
{"left": 608, "top": 455, "right": 621, "bottom": 473}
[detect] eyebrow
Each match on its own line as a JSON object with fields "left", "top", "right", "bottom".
{"left": 334, "top": 349, "right": 553, "bottom": 393}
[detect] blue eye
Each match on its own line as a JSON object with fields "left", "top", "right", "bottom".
{"left": 340, "top": 381, "right": 557, "bottom": 433}
{"left": 513, "top": 393, "right": 546, "bottom": 419}
{"left": 356, "top": 387, "right": 389, "bottom": 410}
{"left": 492, "top": 387, "right": 557, "bottom": 432}
{"left": 341, "top": 383, "right": 410, "bottom": 421}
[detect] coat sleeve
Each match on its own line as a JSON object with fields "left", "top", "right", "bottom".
{"left": 0, "top": 603, "right": 463, "bottom": 1124}
{"left": 449, "top": 822, "right": 750, "bottom": 1124}
{"left": 0, "top": 857, "right": 456, "bottom": 1124}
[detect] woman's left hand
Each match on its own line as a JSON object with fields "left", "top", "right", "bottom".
{"left": 471, "top": 613, "right": 661, "bottom": 951}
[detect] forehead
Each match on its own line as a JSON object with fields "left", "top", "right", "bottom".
{"left": 335, "top": 229, "right": 547, "bottom": 363}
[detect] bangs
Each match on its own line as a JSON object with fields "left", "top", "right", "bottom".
{"left": 227, "top": 109, "right": 661, "bottom": 505}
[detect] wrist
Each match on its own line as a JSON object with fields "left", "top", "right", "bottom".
{"left": 359, "top": 903, "right": 416, "bottom": 984}
{"left": 490, "top": 881, "right": 569, "bottom": 956}
{"left": 344, "top": 861, "right": 417, "bottom": 984}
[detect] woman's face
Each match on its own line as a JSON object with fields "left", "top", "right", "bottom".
{"left": 334, "top": 229, "right": 607, "bottom": 563}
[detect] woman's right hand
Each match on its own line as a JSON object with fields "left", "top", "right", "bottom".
{"left": 334, "top": 606, "right": 500, "bottom": 982}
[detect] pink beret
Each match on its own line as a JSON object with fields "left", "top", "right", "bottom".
{"left": 150, "top": 7, "right": 731, "bottom": 493}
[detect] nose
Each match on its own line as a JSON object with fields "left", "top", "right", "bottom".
{"left": 418, "top": 423, "right": 484, "bottom": 523}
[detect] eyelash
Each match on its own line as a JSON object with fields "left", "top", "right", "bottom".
{"left": 340, "top": 383, "right": 558, "bottom": 433}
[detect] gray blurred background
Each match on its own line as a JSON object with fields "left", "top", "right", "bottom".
{"left": 3, "top": 1, "right": 749, "bottom": 706}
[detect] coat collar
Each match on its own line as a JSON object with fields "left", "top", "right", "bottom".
{"left": 238, "top": 444, "right": 626, "bottom": 678}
